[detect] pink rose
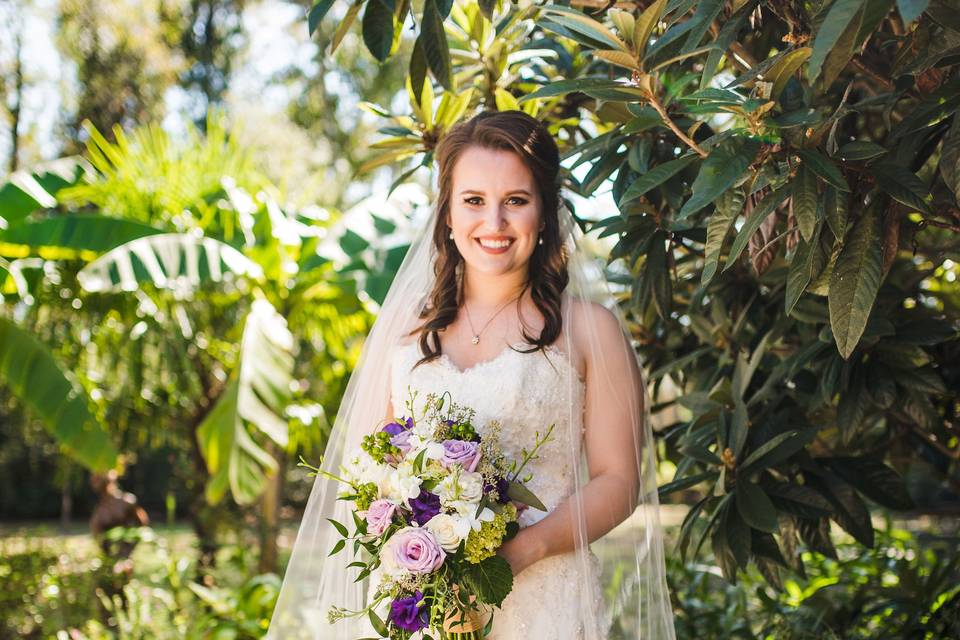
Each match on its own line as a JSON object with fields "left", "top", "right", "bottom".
{"left": 390, "top": 526, "right": 445, "bottom": 574}
{"left": 365, "top": 499, "right": 397, "bottom": 536}
{"left": 440, "top": 439, "right": 481, "bottom": 472}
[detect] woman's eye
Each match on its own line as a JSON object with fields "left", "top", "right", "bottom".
{"left": 465, "top": 197, "right": 482, "bottom": 205}
{"left": 507, "top": 197, "right": 528, "bottom": 206}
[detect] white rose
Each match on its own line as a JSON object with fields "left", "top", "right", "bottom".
{"left": 458, "top": 471, "right": 485, "bottom": 503}
{"left": 425, "top": 513, "right": 463, "bottom": 552}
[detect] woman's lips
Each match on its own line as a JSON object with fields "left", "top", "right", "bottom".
{"left": 474, "top": 237, "right": 514, "bottom": 254}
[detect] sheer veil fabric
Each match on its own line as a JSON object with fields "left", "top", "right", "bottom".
{"left": 266, "top": 201, "right": 677, "bottom": 639}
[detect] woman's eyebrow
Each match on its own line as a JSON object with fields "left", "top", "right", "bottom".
{"left": 458, "top": 189, "right": 533, "bottom": 196}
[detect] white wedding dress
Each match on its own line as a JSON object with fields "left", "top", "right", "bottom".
{"left": 363, "top": 339, "right": 609, "bottom": 639}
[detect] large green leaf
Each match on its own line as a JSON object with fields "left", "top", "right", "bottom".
{"left": 539, "top": 5, "right": 628, "bottom": 52}
{"left": 620, "top": 154, "right": 698, "bottom": 206}
{"left": 702, "top": 188, "right": 744, "bottom": 285}
{"left": 0, "top": 215, "right": 164, "bottom": 252}
{"left": 797, "top": 149, "right": 849, "bottom": 192}
{"left": 724, "top": 185, "right": 791, "bottom": 272}
{"left": 792, "top": 165, "right": 819, "bottom": 242}
{"left": 735, "top": 479, "right": 779, "bottom": 533}
{"left": 785, "top": 222, "right": 820, "bottom": 315}
{"left": 362, "top": 0, "right": 396, "bottom": 62}
{"left": 0, "top": 317, "right": 117, "bottom": 471}
{"left": 677, "top": 138, "right": 760, "bottom": 220}
{"left": 828, "top": 203, "right": 883, "bottom": 359}
{"left": 822, "top": 457, "right": 914, "bottom": 510}
{"left": 0, "top": 157, "right": 84, "bottom": 228}
{"left": 421, "top": 0, "right": 453, "bottom": 90}
{"left": 461, "top": 554, "right": 514, "bottom": 607}
{"left": 76, "top": 233, "right": 263, "bottom": 293}
{"left": 808, "top": 0, "right": 865, "bottom": 82}
{"left": 196, "top": 300, "right": 295, "bottom": 505}
{"left": 868, "top": 161, "right": 933, "bottom": 214}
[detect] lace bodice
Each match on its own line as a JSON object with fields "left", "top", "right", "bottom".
{"left": 391, "top": 341, "right": 586, "bottom": 527}
{"left": 375, "top": 340, "right": 610, "bottom": 639}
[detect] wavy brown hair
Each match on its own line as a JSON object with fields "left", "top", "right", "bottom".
{"left": 409, "top": 110, "right": 569, "bottom": 369}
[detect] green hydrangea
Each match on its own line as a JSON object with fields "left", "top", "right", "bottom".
{"left": 464, "top": 503, "right": 517, "bottom": 564}
{"left": 355, "top": 482, "right": 379, "bottom": 511}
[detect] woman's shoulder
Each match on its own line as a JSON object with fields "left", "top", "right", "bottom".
{"left": 566, "top": 298, "right": 624, "bottom": 347}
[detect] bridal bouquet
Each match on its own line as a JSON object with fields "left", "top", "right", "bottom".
{"left": 301, "top": 388, "right": 554, "bottom": 640}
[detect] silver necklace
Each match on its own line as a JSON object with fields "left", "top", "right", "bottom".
{"left": 463, "top": 294, "right": 521, "bottom": 345}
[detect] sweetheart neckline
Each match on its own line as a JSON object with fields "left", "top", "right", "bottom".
{"left": 401, "top": 341, "right": 586, "bottom": 386}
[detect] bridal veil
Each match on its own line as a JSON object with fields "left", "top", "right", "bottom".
{"left": 266, "top": 120, "right": 677, "bottom": 640}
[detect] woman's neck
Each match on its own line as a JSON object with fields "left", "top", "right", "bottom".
{"left": 462, "top": 266, "right": 528, "bottom": 308}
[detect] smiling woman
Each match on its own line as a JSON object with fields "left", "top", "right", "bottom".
{"left": 267, "top": 110, "right": 676, "bottom": 640}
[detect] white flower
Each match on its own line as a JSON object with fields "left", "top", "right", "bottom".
{"left": 380, "top": 461, "right": 422, "bottom": 505}
{"left": 458, "top": 471, "right": 485, "bottom": 502}
{"left": 448, "top": 503, "right": 496, "bottom": 538}
{"left": 337, "top": 448, "right": 388, "bottom": 498}
{"left": 406, "top": 432, "right": 445, "bottom": 461}
{"left": 425, "top": 513, "right": 463, "bottom": 552}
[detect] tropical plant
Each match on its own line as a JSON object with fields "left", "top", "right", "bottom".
{"left": 306, "top": 0, "right": 960, "bottom": 589}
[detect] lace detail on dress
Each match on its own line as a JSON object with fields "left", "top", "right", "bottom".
{"left": 372, "top": 340, "right": 609, "bottom": 639}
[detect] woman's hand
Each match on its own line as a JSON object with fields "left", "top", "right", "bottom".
{"left": 443, "top": 584, "right": 490, "bottom": 632}
{"left": 495, "top": 527, "right": 544, "bottom": 577}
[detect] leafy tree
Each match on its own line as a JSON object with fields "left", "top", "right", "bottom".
{"left": 306, "top": 0, "right": 959, "bottom": 588}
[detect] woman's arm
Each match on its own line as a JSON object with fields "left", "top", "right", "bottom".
{"left": 497, "top": 302, "right": 645, "bottom": 575}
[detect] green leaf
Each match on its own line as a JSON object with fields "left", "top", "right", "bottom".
{"left": 368, "top": 608, "right": 390, "bottom": 636}
{"left": 808, "top": 0, "right": 865, "bottom": 82}
{"left": 506, "top": 480, "right": 547, "bottom": 511}
{"left": 658, "top": 471, "right": 718, "bottom": 498}
{"left": 940, "top": 114, "right": 960, "bottom": 200}
{"left": 677, "top": 138, "right": 760, "bottom": 220}
{"left": 422, "top": 0, "right": 453, "bottom": 90}
{"left": 797, "top": 149, "right": 849, "bottom": 191}
{"left": 540, "top": 5, "right": 627, "bottom": 52}
{"left": 76, "top": 233, "right": 263, "bottom": 294}
{"left": 823, "top": 185, "right": 848, "bottom": 240}
{"left": 836, "top": 140, "right": 887, "bottom": 161}
{"left": 785, "top": 224, "right": 819, "bottom": 315}
{"left": 308, "top": 0, "right": 337, "bottom": 36}
{"left": 822, "top": 457, "right": 915, "bottom": 510}
{"left": 724, "top": 185, "right": 791, "bottom": 272}
{"left": 0, "top": 317, "right": 118, "bottom": 471}
{"left": 327, "top": 518, "right": 349, "bottom": 537}
{"left": 519, "top": 78, "right": 632, "bottom": 103}
{"left": 735, "top": 479, "right": 779, "bottom": 533}
{"left": 362, "top": 0, "right": 395, "bottom": 62}
{"left": 329, "top": 0, "right": 362, "bottom": 55}
{"left": 740, "top": 429, "right": 814, "bottom": 472}
{"left": 897, "top": 0, "right": 930, "bottom": 23}
{"left": 0, "top": 215, "right": 164, "bottom": 252}
{"left": 769, "top": 47, "right": 812, "bottom": 100}
{"left": 725, "top": 505, "right": 751, "bottom": 569}
{"left": 868, "top": 161, "right": 932, "bottom": 214}
{"left": 633, "top": 0, "right": 668, "bottom": 60}
{"left": 828, "top": 203, "right": 883, "bottom": 359}
{"left": 792, "top": 165, "right": 819, "bottom": 243}
{"left": 620, "top": 155, "right": 698, "bottom": 206}
{"left": 702, "top": 188, "right": 744, "bottom": 285}
{"left": 461, "top": 555, "right": 514, "bottom": 607}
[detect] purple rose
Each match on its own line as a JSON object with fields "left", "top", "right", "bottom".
{"left": 390, "top": 527, "right": 445, "bottom": 574}
{"left": 409, "top": 488, "right": 441, "bottom": 525}
{"left": 440, "top": 439, "right": 481, "bottom": 472}
{"left": 364, "top": 499, "right": 396, "bottom": 536}
{"left": 389, "top": 590, "right": 429, "bottom": 632}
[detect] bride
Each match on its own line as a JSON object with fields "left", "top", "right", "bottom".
{"left": 266, "top": 110, "right": 676, "bottom": 639}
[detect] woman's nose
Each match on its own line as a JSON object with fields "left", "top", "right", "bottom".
{"left": 483, "top": 205, "right": 506, "bottom": 231}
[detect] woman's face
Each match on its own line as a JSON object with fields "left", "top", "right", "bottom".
{"left": 447, "top": 145, "right": 543, "bottom": 277}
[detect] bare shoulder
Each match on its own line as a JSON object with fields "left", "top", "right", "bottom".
{"left": 567, "top": 298, "right": 624, "bottom": 350}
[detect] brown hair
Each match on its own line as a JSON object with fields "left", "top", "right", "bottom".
{"left": 410, "top": 110, "right": 569, "bottom": 369}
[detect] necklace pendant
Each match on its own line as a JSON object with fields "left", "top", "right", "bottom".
{"left": 471, "top": 335, "right": 480, "bottom": 345}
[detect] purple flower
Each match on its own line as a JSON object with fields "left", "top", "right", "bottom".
{"left": 389, "top": 590, "right": 430, "bottom": 632}
{"left": 409, "top": 488, "right": 441, "bottom": 525}
{"left": 382, "top": 416, "right": 414, "bottom": 436}
{"left": 364, "top": 499, "right": 396, "bottom": 536}
{"left": 390, "top": 527, "right": 445, "bottom": 574}
{"left": 484, "top": 476, "right": 512, "bottom": 504}
{"left": 440, "top": 439, "right": 482, "bottom": 472}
